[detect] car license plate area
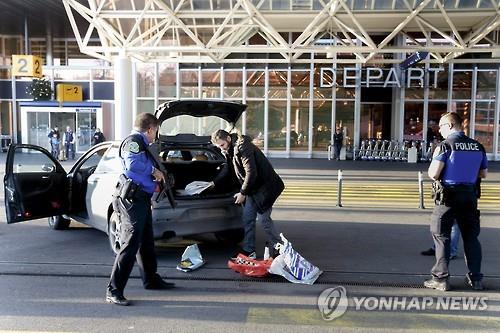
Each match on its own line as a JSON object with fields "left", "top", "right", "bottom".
{"left": 187, "top": 208, "right": 226, "bottom": 220}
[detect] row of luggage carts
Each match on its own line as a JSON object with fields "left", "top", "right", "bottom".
{"left": 353, "top": 139, "right": 434, "bottom": 162}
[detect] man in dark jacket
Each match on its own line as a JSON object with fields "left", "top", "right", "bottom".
{"left": 93, "top": 128, "right": 106, "bottom": 145}
{"left": 333, "top": 128, "right": 343, "bottom": 160}
{"left": 212, "top": 130, "right": 284, "bottom": 259}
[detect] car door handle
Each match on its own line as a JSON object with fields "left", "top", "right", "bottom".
{"left": 41, "top": 175, "right": 49, "bottom": 179}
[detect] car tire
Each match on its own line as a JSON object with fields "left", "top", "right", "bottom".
{"left": 48, "top": 216, "right": 71, "bottom": 230}
{"left": 108, "top": 211, "right": 122, "bottom": 255}
{"left": 214, "top": 228, "right": 244, "bottom": 246}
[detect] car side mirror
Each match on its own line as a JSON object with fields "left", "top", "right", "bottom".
{"left": 41, "top": 164, "right": 55, "bottom": 172}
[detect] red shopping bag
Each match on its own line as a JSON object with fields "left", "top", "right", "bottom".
{"left": 227, "top": 254, "right": 273, "bottom": 277}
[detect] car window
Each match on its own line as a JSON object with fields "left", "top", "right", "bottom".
{"left": 159, "top": 115, "right": 230, "bottom": 136}
{"left": 78, "top": 146, "right": 108, "bottom": 171}
{"left": 12, "top": 147, "right": 57, "bottom": 173}
{"left": 161, "top": 149, "right": 222, "bottom": 162}
{"left": 94, "top": 146, "right": 122, "bottom": 174}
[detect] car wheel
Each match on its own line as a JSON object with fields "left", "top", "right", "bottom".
{"left": 108, "top": 211, "right": 122, "bottom": 255}
{"left": 214, "top": 228, "right": 244, "bottom": 246}
{"left": 48, "top": 216, "right": 70, "bottom": 230}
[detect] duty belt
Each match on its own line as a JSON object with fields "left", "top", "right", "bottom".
{"left": 443, "top": 184, "right": 475, "bottom": 191}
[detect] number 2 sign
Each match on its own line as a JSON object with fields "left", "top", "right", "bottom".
{"left": 12, "top": 55, "right": 43, "bottom": 78}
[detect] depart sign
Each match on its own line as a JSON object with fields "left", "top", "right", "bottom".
{"left": 320, "top": 67, "right": 444, "bottom": 88}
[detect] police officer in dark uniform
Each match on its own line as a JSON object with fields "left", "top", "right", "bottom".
{"left": 106, "top": 113, "right": 175, "bottom": 306}
{"left": 424, "top": 112, "right": 488, "bottom": 291}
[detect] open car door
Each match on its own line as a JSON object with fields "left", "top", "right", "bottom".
{"left": 4, "top": 144, "right": 69, "bottom": 224}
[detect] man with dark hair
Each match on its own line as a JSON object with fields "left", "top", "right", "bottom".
{"left": 211, "top": 129, "right": 284, "bottom": 259}
{"left": 424, "top": 112, "right": 488, "bottom": 291}
{"left": 93, "top": 128, "right": 106, "bottom": 145}
{"left": 63, "top": 126, "right": 76, "bottom": 160}
{"left": 333, "top": 128, "right": 343, "bottom": 160}
{"left": 107, "top": 112, "right": 175, "bottom": 306}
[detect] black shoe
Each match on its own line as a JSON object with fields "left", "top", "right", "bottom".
{"left": 144, "top": 279, "right": 176, "bottom": 290}
{"left": 421, "top": 248, "right": 435, "bottom": 256}
{"left": 231, "top": 249, "right": 256, "bottom": 260}
{"left": 465, "top": 275, "right": 484, "bottom": 291}
{"left": 424, "top": 278, "right": 450, "bottom": 291}
{"left": 449, "top": 254, "right": 457, "bottom": 260}
{"left": 106, "top": 293, "right": 130, "bottom": 306}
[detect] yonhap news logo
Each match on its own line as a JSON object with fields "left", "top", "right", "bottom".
{"left": 317, "top": 286, "right": 348, "bottom": 321}
{"left": 317, "top": 286, "right": 488, "bottom": 321}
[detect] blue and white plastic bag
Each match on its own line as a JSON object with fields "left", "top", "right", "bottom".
{"left": 268, "top": 233, "right": 322, "bottom": 285}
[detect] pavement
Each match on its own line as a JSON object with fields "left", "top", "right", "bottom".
{"left": 1, "top": 152, "right": 500, "bottom": 293}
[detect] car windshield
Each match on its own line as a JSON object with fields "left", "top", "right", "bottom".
{"left": 159, "top": 115, "right": 231, "bottom": 136}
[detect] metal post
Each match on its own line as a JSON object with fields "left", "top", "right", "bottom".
{"left": 337, "top": 169, "right": 343, "bottom": 207}
{"left": 418, "top": 171, "right": 425, "bottom": 209}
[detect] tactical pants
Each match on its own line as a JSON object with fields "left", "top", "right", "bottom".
{"left": 108, "top": 190, "right": 161, "bottom": 296}
{"left": 430, "top": 188, "right": 482, "bottom": 282}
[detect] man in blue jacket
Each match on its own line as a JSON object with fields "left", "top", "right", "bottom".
{"left": 107, "top": 113, "right": 175, "bottom": 306}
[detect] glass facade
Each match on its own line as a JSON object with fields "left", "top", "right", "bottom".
{"left": 129, "top": 62, "right": 500, "bottom": 159}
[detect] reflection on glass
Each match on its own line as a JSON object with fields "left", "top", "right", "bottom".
{"left": 475, "top": 100, "right": 495, "bottom": 153}
{"left": 336, "top": 101, "right": 354, "bottom": 152}
{"left": 452, "top": 71, "right": 472, "bottom": 99}
{"left": 403, "top": 102, "right": 423, "bottom": 140}
{"left": 202, "top": 70, "right": 221, "bottom": 99}
{"left": 181, "top": 70, "right": 199, "bottom": 98}
{"left": 245, "top": 101, "right": 265, "bottom": 148}
{"left": 429, "top": 66, "right": 449, "bottom": 99}
{"left": 27, "top": 112, "right": 50, "bottom": 148}
{"left": 77, "top": 112, "right": 96, "bottom": 152}
{"left": 476, "top": 70, "right": 497, "bottom": 100}
{"left": 450, "top": 101, "right": 471, "bottom": 136}
{"left": 291, "top": 100, "right": 309, "bottom": 151}
{"left": 268, "top": 71, "right": 288, "bottom": 99}
{"left": 13, "top": 147, "right": 54, "bottom": 173}
{"left": 137, "top": 63, "right": 155, "bottom": 97}
{"left": 224, "top": 71, "right": 242, "bottom": 99}
{"left": 313, "top": 100, "right": 332, "bottom": 150}
{"left": 160, "top": 115, "right": 229, "bottom": 137}
{"left": 246, "top": 70, "right": 265, "bottom": 98}
{"left": 290, "top": 71, "right": 310, "bottom": 99}
{"left": 268, "top": 100, "right": 287, "bottom": 151}
{"left": 159, "top": 64, "right": 176, "bottom": 98}
{"left": 360, "top": 104, "right": 391, "bottom": 140}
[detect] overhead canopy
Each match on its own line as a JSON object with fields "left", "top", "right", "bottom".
{"left": 62, "top": 0, "right": 500, "bottom": 64}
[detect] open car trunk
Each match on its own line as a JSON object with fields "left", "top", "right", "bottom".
{"left": 159, "top": 147, "right": 239, "bottom": 199}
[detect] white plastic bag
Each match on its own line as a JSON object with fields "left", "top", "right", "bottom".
{"left": 268, "top": 233, "right": 322, "bottom": 285}
{"left": 176, "top": 244, "right": 205, "bottom": 272}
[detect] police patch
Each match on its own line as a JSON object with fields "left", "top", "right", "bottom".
{"left": 128, "top": 141, "right": 140, "bottom": 153}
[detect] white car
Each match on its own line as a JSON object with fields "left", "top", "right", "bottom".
{"left": 4, "top": 100, "right": 246, "bottom": 253}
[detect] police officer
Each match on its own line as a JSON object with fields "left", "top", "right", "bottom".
{"left": 106, "top": 113, "right": 175, "bottom": 306}
{"left": 424, "top": 112, "right": 488, "bottom": 291}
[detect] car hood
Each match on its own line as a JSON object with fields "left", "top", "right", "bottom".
{"left": 155, "top": 100, "right": 247, "bottom": 125}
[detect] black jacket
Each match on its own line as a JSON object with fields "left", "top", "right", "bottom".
{"left": 214, "top": 134, "right": 284, "bottom": 213}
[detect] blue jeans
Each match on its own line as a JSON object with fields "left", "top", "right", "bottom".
{"left": 241, "top": 195, "right": 281, "bottom": 253}
{"left": 432, "top": 222, "right": 460, "bottom": 257}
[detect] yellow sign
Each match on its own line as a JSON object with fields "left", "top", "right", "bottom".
{"left": 12, "top": 55, "right": 43, "bottom": 78}
{"left": 56, "top": 84, "right": 83, "bottom": 102}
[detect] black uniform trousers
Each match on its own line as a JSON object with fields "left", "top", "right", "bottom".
{"left": 430, "top": 187, "right": 482, "bottom": 282}
{"left": 108, "top": 190, "right": 161, "bottom": 296}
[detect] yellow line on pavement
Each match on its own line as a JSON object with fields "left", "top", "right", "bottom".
{"left": 247, "top": 307, "right": 500, "bottom": 329}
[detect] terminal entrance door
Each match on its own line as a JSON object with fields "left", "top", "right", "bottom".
{"left": 360, "top": 87, "right": 392, "bottom": 140}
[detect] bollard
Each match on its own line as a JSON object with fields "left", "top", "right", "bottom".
{"left": 418, "top": 171, "right": 425, "bottom": 209}
{"left": 337, "top": 169, "right": 343, "bottom": 207}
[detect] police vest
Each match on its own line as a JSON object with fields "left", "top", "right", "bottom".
{"left": 438, "top": 132, "right": 486, "bottom": 185}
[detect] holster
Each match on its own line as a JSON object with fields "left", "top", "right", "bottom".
{"left": 431, "top": 180, "right": 446, "bottom": 205}
{"left": 117, "top": 174, "right": 139, "bottom": 200}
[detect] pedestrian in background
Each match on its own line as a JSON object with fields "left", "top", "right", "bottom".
{"left": 107, "top": 112, "right": 175, "bottom": 306}
{"left": 424, "top": 112, "right": 487, "bottom": 292}
{"left": 49, "top": 133, "right": 60, "bottom": 160}
{"left": 93, "top": 128, "right": 106, "bottom": 145}
{"left": 333, "top": 127, "right": 343, "bottom": 160}
{"left": 63, "top": 126, "right": 76, "bottom": 160}
{"left": 211, "top": 129, "right": 284, "bottom": 259}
